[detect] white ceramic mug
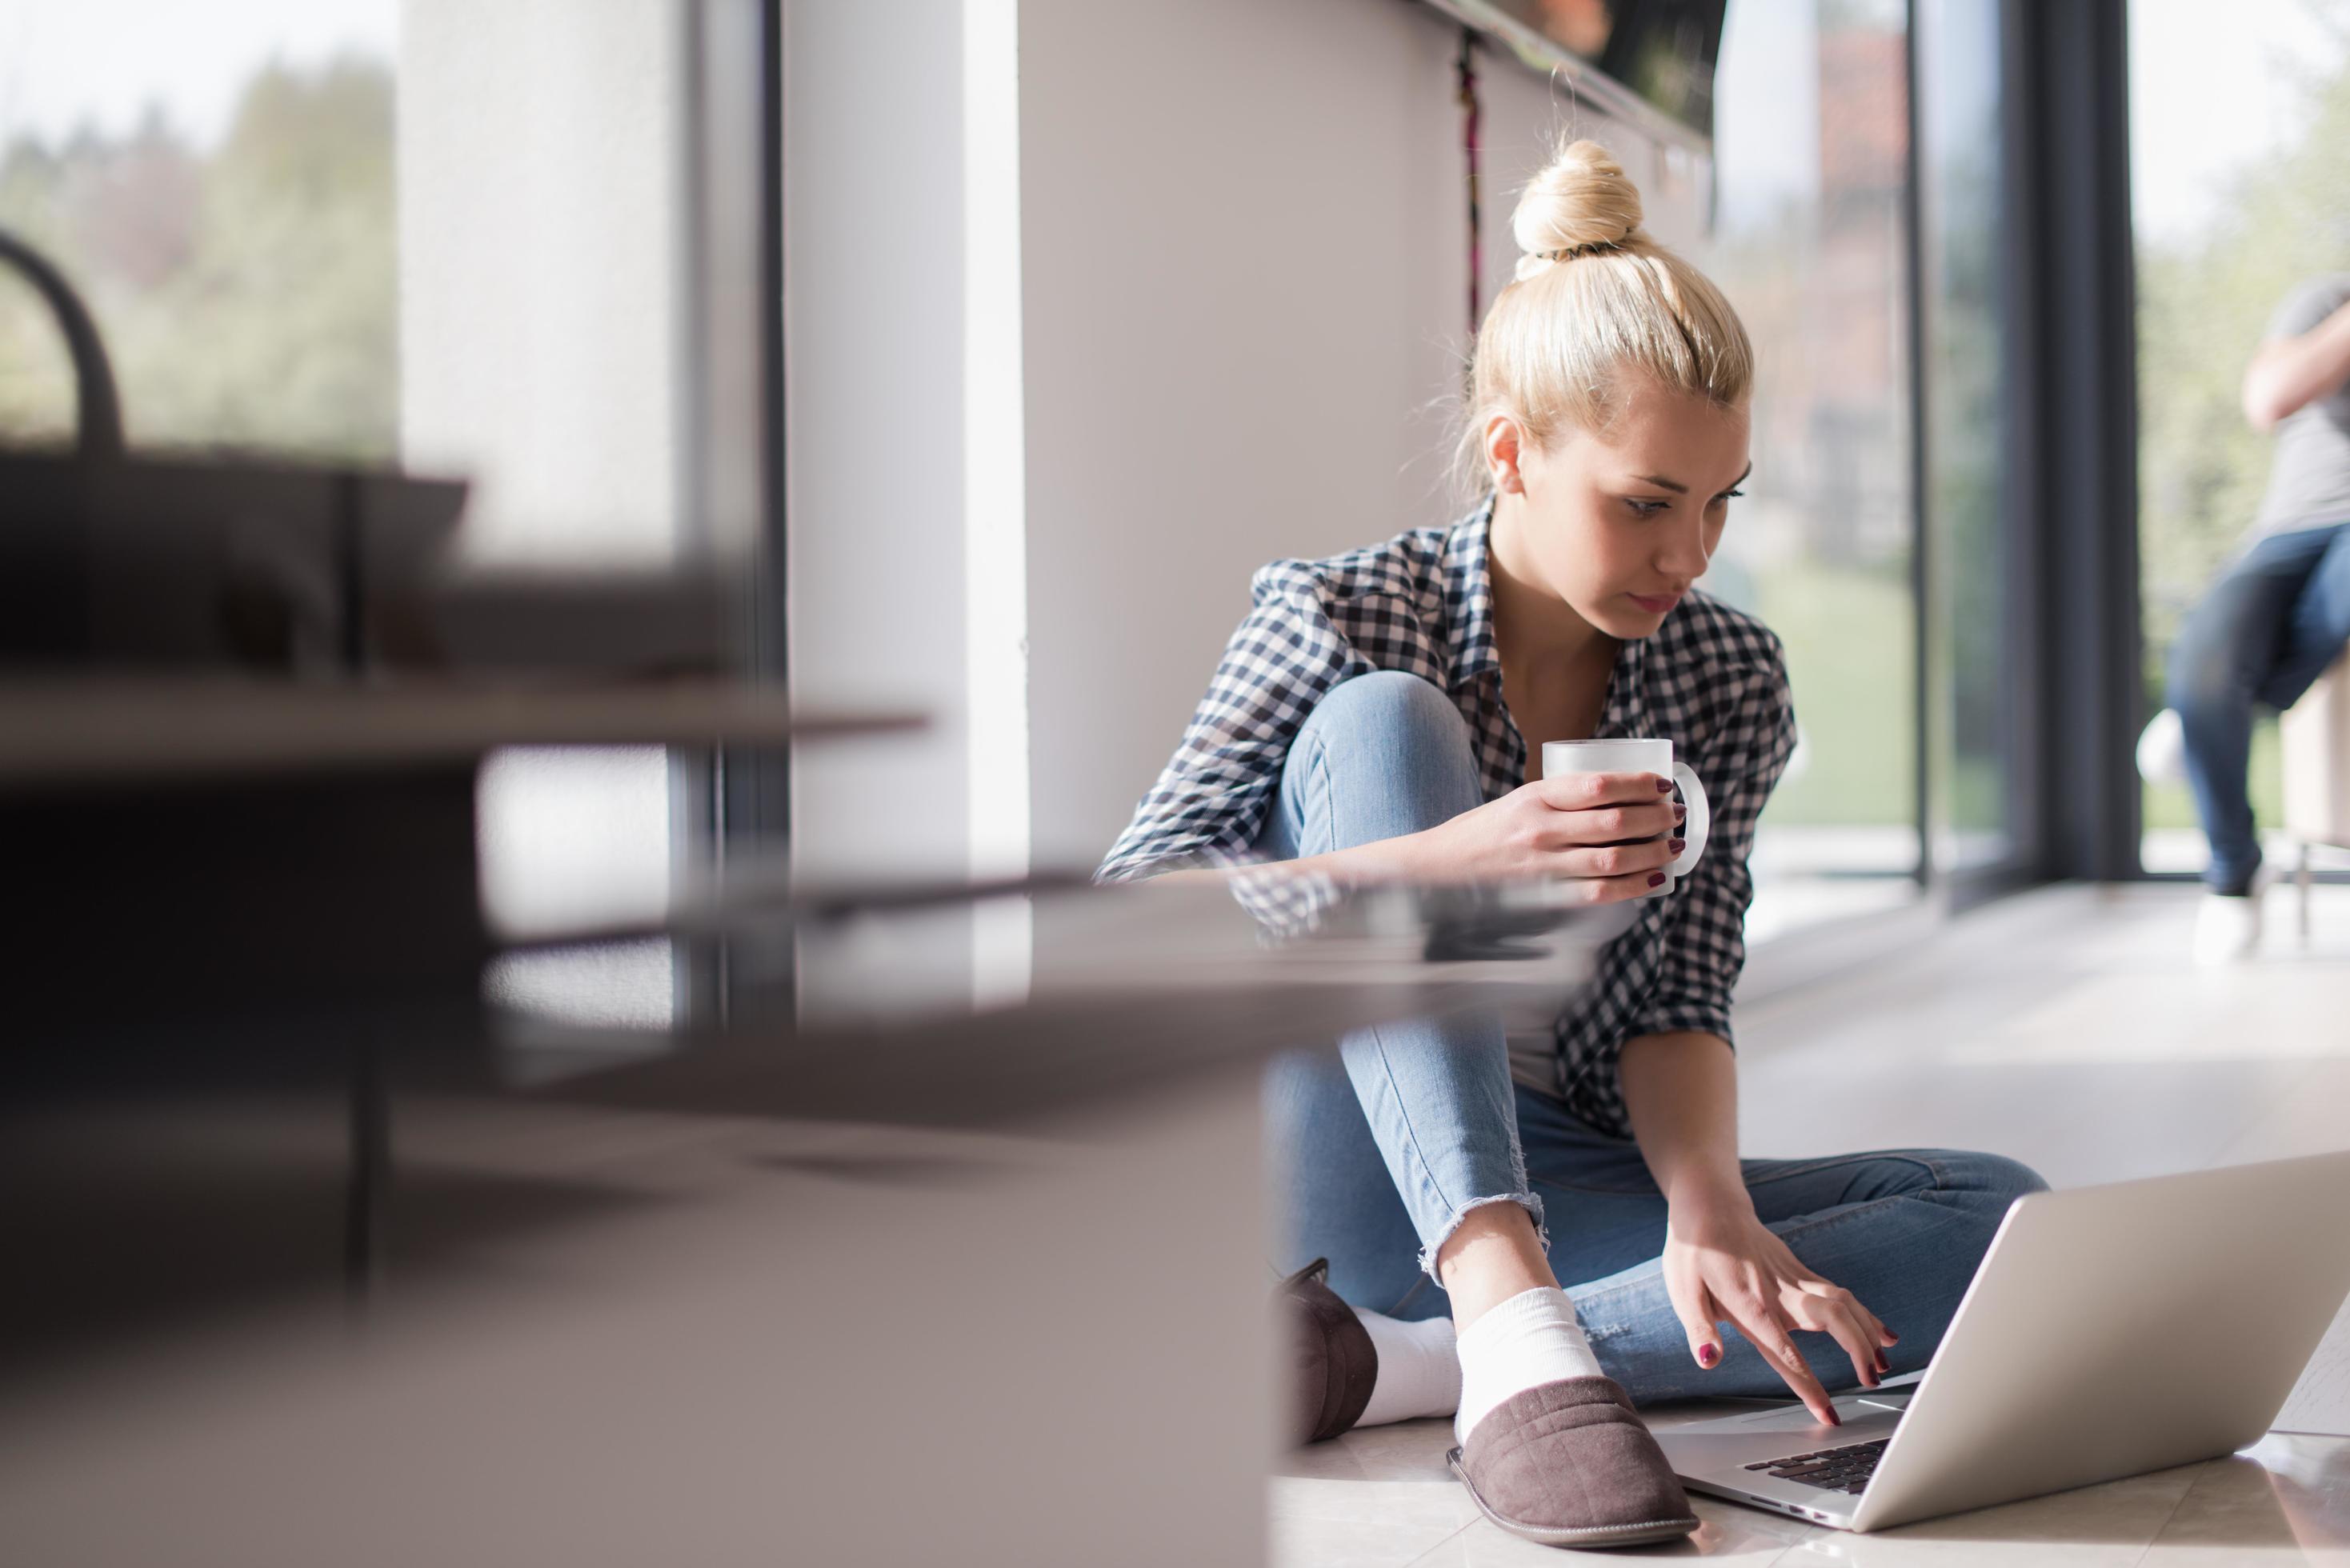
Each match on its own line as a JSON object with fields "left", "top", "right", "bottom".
{"left": 1541, "top": 738, "right": 1711, "bottom": 897}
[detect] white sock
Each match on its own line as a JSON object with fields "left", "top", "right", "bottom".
{"left": 1453, "top": 1286, "right": 1603, "bottom": 1445}
{"left": 1351, "top": 1309, "right": 1462, "bottom": 1428}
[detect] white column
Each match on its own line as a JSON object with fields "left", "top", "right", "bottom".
{"left": 963, "top": 0, "right": 1033, "bottom": 1001}
{"left": 782, "top": 0, "right": 978, "bottom": 1015}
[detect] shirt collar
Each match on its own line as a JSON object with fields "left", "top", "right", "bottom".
{"left": 1443, "top": 496, "right": 1503, "bottom": 690}
{"left": 1442, "top": 494, "right": 1649, "bottom": 724}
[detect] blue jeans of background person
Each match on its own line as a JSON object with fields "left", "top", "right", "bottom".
{"left": 1257, "top": 670, "right": 2047, "bottom": 1402}
{"left": 2168, "top": 522, "right": 2350, "bottom": 894}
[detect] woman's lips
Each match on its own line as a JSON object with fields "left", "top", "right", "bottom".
{"left": 1627, "top": 591, "right": 1683, "bottom": 615}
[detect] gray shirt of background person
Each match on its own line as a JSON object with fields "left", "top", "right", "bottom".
{"left": 2252, "top": 274, "right": 2350, "bottom": 541}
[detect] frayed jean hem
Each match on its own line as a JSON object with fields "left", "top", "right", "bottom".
{"left": 1415, "top": 1190, "right": 1548, "bottom": 1283}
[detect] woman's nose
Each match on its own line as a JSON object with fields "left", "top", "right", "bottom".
{"left": 1655, "top": 517, "right": 1711, "bottom": 581}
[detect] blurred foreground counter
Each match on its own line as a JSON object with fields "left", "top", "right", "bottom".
{"left": 0, "top": 674, "right": 907, "bottom": 1046}
{"left": 1, "top": 859, "right": 1623, "bottom": 1567}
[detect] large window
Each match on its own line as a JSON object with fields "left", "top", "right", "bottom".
{"left": 1697, "top": 0, "right": 1922, "bottom": 942}
{"left": 1915, "top": 0, "right": 2017, "bottom": 885}
{"left": 2130, "top": 0, "right": 2349, "bottom": 878}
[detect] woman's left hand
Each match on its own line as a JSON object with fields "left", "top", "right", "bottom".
{"left": 1659, "top": 1191, "right": 1896, "bottom": 1425}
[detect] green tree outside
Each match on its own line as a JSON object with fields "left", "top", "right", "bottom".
{"left": 0, "top": 56, "right": 397, "bottom": 462}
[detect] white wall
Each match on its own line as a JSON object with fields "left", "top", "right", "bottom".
{"left": 1014, "top": 0, "right": 1676, "bottom": 870}
{"left": 782, "top": 0, "right": 995, "bottom": 1011}
{"left": 783, "top": 0, "right": 1702, "bottom": 884}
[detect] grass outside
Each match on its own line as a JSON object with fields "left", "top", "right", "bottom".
{"left": 1749, "top": 559, "right": 2288, "bottom": 844}
{"left": 1751, "top": 560, "right": 1916, "bottom": 828}
{"left": 1727, "top": 557, "right": 2290, "bottom": 851}
{"left": 1950, "top": 756, "right": 2002, "bottom": 836}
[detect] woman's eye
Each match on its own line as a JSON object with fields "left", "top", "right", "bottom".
{"left": 1626, "top": 498, "right": 1671, "bottom": 518}
{"left": 1721, "top": 487, "right": 1745, "bottom": 501}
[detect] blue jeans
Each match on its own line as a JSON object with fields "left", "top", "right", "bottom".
{"left": 2168, "top": 522, "right": 2350, "bottom": 893}
{"left": 1259, "top": 671, "right": 2048, "bottom": 1402}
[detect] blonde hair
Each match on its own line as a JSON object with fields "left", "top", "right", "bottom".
{"left": 1455, "top": 139, "right": 1753, "bottom": 498}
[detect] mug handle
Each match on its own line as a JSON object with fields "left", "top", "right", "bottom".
{"left": 1668, "top": 762, "right": 1710, "bottom": 880}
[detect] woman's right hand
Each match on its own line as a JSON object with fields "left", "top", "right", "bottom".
{"left": 1396, "top": 771, "right": 1685, "bottom": 902}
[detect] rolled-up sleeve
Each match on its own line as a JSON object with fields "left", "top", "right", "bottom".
{"left": 1622, "top": 636, "right": 1799, "bottom": 1045}
{"left": 1096, "top": 563, "right": 1364, "bottom": 885}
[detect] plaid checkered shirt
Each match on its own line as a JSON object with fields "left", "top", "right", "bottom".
{"left": 1095, "top": 497, "right": 1798, "bottom": 1137}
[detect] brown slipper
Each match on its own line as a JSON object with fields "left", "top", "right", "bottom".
{"left": 1276, "top": 1258, "right": 1379, "bottom": 1446}
{"left": 1447, "top": 1376, "right": 1699, "bottom": 1548}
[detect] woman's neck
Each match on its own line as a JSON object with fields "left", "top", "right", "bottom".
{"left": 1487, "top": 490, "right": 1611, "bottom": 674}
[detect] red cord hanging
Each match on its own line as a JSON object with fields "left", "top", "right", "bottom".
{"left": 1455, "top": 28, "right": 1483, "bottom": 337}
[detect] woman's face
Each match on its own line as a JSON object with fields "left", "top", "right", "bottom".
{"left": 1495, "top": 381, "right": 1751, "bottom": 640}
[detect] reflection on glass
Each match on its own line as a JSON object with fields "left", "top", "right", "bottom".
{"left": 1695, "top": 0, "right": 1920, "bottom": 942}
{"left": 1916, "top": 0, "right": 2012, "bottom": 876}
{"left": 1454, "top": 0, "right": 1727, "bottom": 134}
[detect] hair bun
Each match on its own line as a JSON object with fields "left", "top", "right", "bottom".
{"left": 1512, "top": 139, "right": 1643, "bottom": 261}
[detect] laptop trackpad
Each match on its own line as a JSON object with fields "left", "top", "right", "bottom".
{"left": 1733, "top": 1391, "right": 1910, "bottom": 1430}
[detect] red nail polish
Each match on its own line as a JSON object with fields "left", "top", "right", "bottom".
{"left": 1668, "top": 838, "right": 1687, "bottom": 853}
{"left": 1647, "top": 872, "right": 1667, "bottom": 887}
{"left": 1698, "top": 1344, "right": 1717, "bottom": 1367}
{"left": 1656, "top": 778, "right": 1675, "bottom": 793}
{"left": 1827, "top": 1410, "right": 1842, "bottom": 1427}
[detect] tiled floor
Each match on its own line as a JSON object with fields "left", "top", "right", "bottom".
{"left": 1273, "top": 882, "right": 2350, "bottom": 1565}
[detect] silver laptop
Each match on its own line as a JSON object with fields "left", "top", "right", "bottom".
{"left": 1654, "top": 1150, "right": 2350, "bottom": 1533}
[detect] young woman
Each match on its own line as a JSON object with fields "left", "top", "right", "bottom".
{"left": 1099, "top": 141, "right": 2044, "bottom": 1549}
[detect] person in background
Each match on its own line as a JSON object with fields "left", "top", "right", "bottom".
{"left": 2140, "top": 276, "right": 2350, "bottom": 962}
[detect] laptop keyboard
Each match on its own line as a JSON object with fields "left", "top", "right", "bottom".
{"left": 1742, "top": 1436, "right": 1890, "bottom": 1495}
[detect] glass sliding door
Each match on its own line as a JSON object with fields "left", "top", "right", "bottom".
{"left": 1915, "top": 0, "right": 2023, "bottom": 890}
{"left": 1696, "top": 0, "right": 1924, "bottom": 944}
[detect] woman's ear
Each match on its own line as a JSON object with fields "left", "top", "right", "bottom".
{"left": 1483, "top": 414, "right": 1527, "bottom": 495}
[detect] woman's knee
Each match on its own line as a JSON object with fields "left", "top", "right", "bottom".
{"left": 1299, "top": 670, "right": 1469, "bottom": 752}
{"left": 1966, "top": 1151, "right": 2049, "bottom": 1201}
{"left": 1283, "top": 672, "right": 1483, "bottom": 846}
{"left": 1857, "top": 1148, "right": 2044, "bottom": 1238}
{"left": 1936, "top": 1150, "right": 2049, "bottom": 1229}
